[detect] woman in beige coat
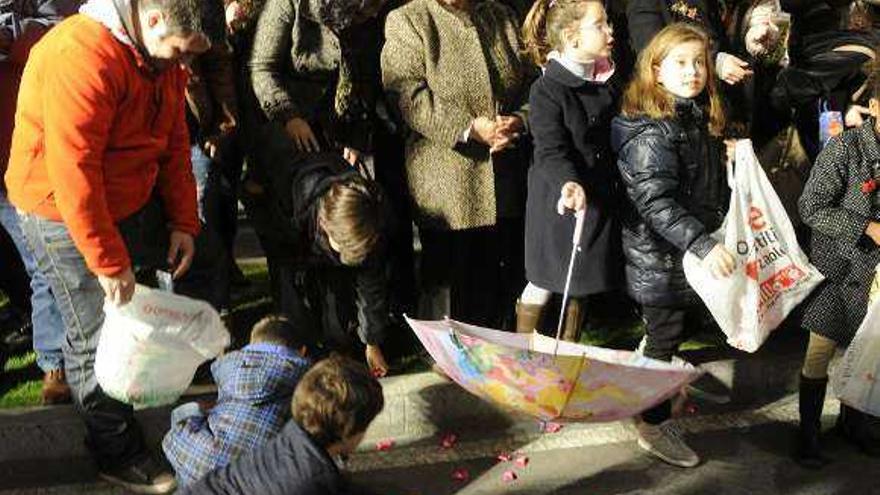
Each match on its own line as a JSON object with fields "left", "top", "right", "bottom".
{"left": 381, "top": 0, "right": 536, "bottom": 327}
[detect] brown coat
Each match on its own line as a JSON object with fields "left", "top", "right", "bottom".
{"left": 381, "top": 0, "right": 534, "bottom": 230}
{"left": 186, "top": 42, "right": 239, "bottom": 140}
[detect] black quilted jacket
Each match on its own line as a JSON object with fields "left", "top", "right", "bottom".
{"left": 610, "top": 98, "right": 729, "bottom": 307}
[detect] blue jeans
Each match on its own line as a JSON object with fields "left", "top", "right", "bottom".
{"left": 18, "top": 199, "right": 226, "bottom": 469}
{"left": 0, "top": 190, "right": 65, "bottom": 372}
{"left": 18, "top": 212, "right": 146, "bottom": 469}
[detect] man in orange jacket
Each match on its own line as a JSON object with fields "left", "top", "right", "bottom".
{"left": 4, "top": 0, "right": 223, "bottom": 492}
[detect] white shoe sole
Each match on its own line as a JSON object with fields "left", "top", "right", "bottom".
{"left": 98, "top": 473, "right": 177, "bottom": 494}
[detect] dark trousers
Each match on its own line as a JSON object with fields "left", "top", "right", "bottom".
{"left": 18, "top": 198, "right": 224, "bottom": 470}
{"left": 420, "top": 218, "right": 525, "bottom": 330}
{"left": 640, "top": 305, "right": 705, "bottom": 425}
{"left": 0, "top": 222, "right": 31, "bottom": 314}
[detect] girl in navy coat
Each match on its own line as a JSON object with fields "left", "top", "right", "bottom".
{"left": 517, "top": 0, "right": 622, "bottom": 341}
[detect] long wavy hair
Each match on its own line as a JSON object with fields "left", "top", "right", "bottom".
{"left": 620, "top": 23, "right": 725, "bottom": 136}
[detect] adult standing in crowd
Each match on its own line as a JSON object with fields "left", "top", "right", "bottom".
{"left": 627, "top": 0, "right": 754, "bottom": 86}
{"left": 381, "top": 0, "right": 536, "bottom": 329}
{"left": 245, "top": 0, "right": 392, "bottom": 374}
{"left": 772, "top": 0, "right": 878, "bottom": 161}
{"left": 4, "top": 0, "right": 223, "bottom": 491}
{"left": 186, "top": 31, "right": 240, "bottom": 312}
{"left": 0, "top": 0, "right": 83, "bottom": 404}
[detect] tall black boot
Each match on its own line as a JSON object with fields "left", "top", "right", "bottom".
{"left": 835, "top": 404, "right": 880, "bottom": 457}
{"left": 794, "top": 374, "right": 830, "bottom": 469}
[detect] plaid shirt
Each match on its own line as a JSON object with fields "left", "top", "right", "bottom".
{"left": 162, "top": 343, "right": 310, "bottom": 487}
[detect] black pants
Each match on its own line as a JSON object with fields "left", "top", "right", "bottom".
{"left": 420, "top": 219, "right": 524, "bottom": 330}
{"left": 640, "top": 305, "right": 705, "bottom": 425}
{"left": 0, "top": 222, "right": 31, "bottom": 315}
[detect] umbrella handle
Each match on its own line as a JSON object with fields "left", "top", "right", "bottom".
{"left": 553, "top": 210, "right": 586, "bottom": 355}
{"left": 572, "top": 208, "right": 586, "bottom": 246}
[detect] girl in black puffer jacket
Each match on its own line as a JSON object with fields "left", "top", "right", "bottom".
{"left": 610, "top": 23, "right": 734, "bottom": 469}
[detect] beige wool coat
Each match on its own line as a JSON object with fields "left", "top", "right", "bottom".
{"left": 381, "top": 0, "right": 535, "bottom": 230}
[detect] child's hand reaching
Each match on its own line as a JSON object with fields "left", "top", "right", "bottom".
{"left": 557, "top": 182, "right": 587, "bottom": 215}
{"left": 704, "top": 244, "right": 736, "bottom": 278}
{"left": 865, "top": 222, "right": 880, "bottom": 246}
{"left": 365, "top": 344, "right": 389, "bottom": 378}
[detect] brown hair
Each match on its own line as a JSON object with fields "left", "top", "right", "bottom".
{"left": 620, "top": 23, "right": 726, "bottom": 136}
{"left": 522, "top": 0, "right": 602, "bottom": 66}
{"left": 292, "top": 354, "right": 384, "bottom": 448}
{"left": 318, "top": 176, "right": 383, "bottom": 267}
{"left": 250, "top": 314, "right": 306, "bottom": 350}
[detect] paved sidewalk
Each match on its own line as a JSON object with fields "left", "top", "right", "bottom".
{"left": 0, "top": 329, "right": 813, "bottom": 492}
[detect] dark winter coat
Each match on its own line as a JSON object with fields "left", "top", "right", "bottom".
{"left": 798, "top": 119, "right": 880, "bottom": 343}
{"left": 610, "top": 98, "right": 729, "bottom": 308}
{"left": 244, "top": 153, "right": 391, "bottom": 345}
{"left": 626, "top": 0, "right": 728, "bottom": 55}
{"left": 179, "top": 420, "right": 346, "bottom": 495}
{"left": 524, "top": 59, "right": 623, "bottom": 296}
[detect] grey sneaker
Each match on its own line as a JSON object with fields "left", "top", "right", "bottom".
{"left": 635, "top": 420, "right": 700, "bottom": 468}
{"left": 98, "top": 454, "right": 177, "bottom": 494}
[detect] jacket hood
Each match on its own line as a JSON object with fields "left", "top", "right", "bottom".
{"left": 213, "top": 346, "right": 311, "bottom": 404}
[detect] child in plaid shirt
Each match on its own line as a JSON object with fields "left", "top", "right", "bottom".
{"left": 163, "top": 315, "right": 311, "bottom": 487}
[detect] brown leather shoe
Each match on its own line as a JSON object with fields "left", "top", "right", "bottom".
{"left": 42, "top": 369, "right": 72, "bottom": 405}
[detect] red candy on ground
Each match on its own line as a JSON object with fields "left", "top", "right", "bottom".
{"left": 502, "top": 470, "right": 518, "bottom": 482}
{"left": 543, "top": 421, "right": 563, "bottom": 433}
{"left": 514, "top": 455, "right": 529, "bottom": 468}
{"left": 440, "top": 432, "right": 458, "bottom": 449}
{"left": 451, "top": 468, "right": 470, "bottom": 482}
{"left": 376, "top": 439, "right": 395, "bottom": 451}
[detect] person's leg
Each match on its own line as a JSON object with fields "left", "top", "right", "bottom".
{"left": 0, "top": 191, "right": 68, "bottom": 401}
{"left": 635, "top": 305, "right": 699, "bottom": 468}
{"left": 795, "top": 331, "right": 836, "bottom": 468}
{"left": 516, "top": 282, "right": 552, "bottom": 333}
{"left": 16, "top": 213, "right": 146, "bottom": 467}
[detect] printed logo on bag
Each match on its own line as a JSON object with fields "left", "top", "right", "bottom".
{"left": 142, "top": 303, "right": 199, "bottom": 324}
{"left": 736, "top": 206, "right": 805, "bottom": 316}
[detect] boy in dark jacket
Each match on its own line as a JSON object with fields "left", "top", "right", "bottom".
{"left": 179, "top": 354, "right": 384, "bottom": 495}
{"left": 163, "top": 315, "right": 311, "bottom": 487}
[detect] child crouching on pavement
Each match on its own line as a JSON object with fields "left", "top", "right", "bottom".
{"left": 163, "top": 315, "right": 312, "bottom": 487}
{"left": 794, "top": 69, "right": 880, "bottom": 469}
{"left": 179, "top": 354, "right": 384, "bottom": 495}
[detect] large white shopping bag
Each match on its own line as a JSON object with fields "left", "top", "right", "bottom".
{"left": 683, "top": 139, "right": 824, "bottom": 352}
{"left": 95, "top": 285, "right": 229, "bottom": 409}
{"left": 832, "top": 264, "right": 880, "bottom": 416}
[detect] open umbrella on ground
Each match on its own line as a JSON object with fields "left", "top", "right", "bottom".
{"left": 407, "top": 317, "right": 702, "bottom": 422}
{"left": 407, "top": 210, "right": 702, "bottom": 422}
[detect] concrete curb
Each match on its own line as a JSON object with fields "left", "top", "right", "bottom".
{"left": 0, "top": 330, "right": 814, "bottom": 488}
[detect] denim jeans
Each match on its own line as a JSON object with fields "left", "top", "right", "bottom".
{"left": 0, "top": 190, "right": 65, "bottom": 372}
{"left": 18, "top": 198, "right": 226, "bottom": 469}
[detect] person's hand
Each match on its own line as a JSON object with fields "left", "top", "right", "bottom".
{"left": 845, "top": 104, "right": 871, "bottom": 128}
{"left": 557, "top": 182, "right": 587, "bottom": 215}
{"left": 365, "top": 344, "right": 389, "bottom": 378}
{"left": 724, "top": 138, "right": 737, "bottom": 168}
{"left": 717, "top": 55, "right": 753, "bottom": 85}
{"left": 343, "top": 147, "right": 361, "bottom": 166}
{"left": 470, "top": 117, "right": 497, "bottom": 147}
{"left": 866, "top": 222, "right": 880, "bottom": 246}
{"left": 202, "top": 135, "right": 222, "bottom": 161}
{"left": 490, "top": 115, "right": 523, "bottom": 153}
{"left": 167, "top": 231, "right": 196, "bottom": 280}
{"left": 98, "top": 267, "right": 136, "bottom": 306}
{"left": 285, "top": 117, "right": 320, "bottom": 153}
{"left": 225, "top": 1, "right": 246, "bottom": 32}
{"left": 703, "top": 244, "right": 736, "bottom": 278}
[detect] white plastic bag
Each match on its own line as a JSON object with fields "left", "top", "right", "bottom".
{"left": 95, "top": 285, "right": 229, "bottom": 409}
{"left": 683, "top": 139, "right": 824, "bottom": 352}
{"left": 833, "top": 265, "right": 880, "bottom": 416}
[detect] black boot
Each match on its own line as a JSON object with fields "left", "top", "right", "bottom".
{"left": 794, "top": 375, "right": 830, "bottom": 469}
{"left": 835, "top": 404, "right": 880, "bottom": 457}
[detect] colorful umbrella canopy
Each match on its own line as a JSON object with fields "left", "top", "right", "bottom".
{"left": 408, "top": 317, "right": 703, "bottom": 422}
